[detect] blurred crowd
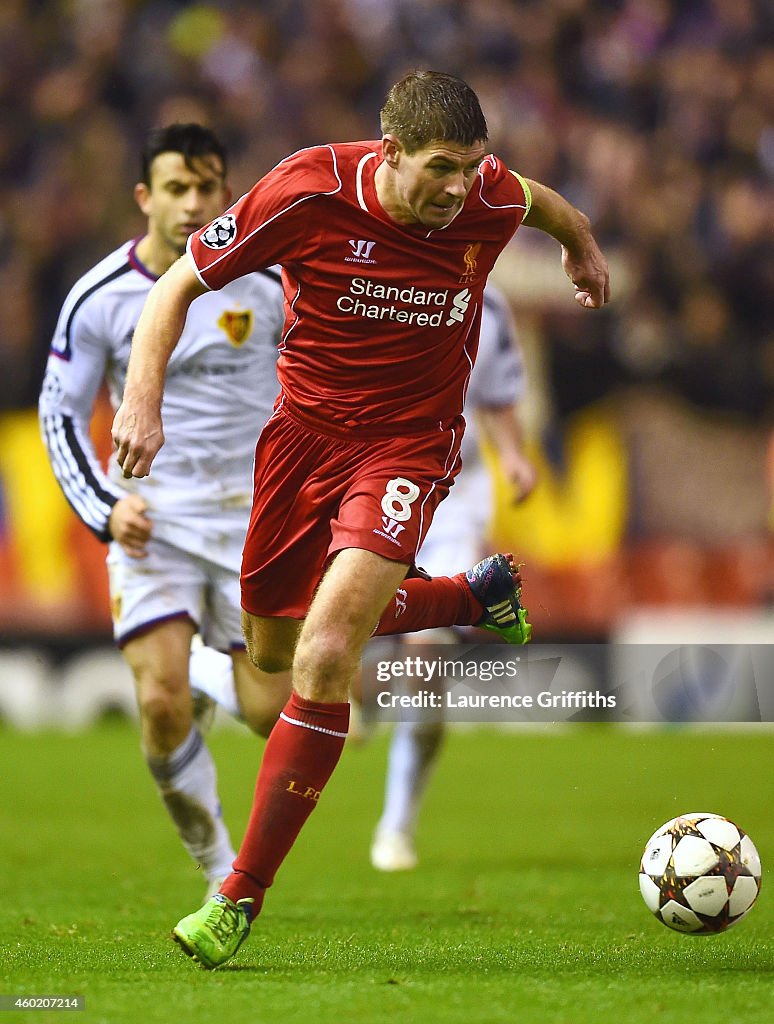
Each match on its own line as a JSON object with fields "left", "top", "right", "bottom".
{"left": 0, "top": 0, "right": 772, "bottom": 609}
{"left": 0, "top": 0, "right": 771, "bottom": 420}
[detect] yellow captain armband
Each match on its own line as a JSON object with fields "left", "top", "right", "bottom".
{"left": 509, "top": 170, "right": 532, "bottom": 215}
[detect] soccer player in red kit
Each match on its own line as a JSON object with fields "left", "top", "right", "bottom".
{"left": 113, "top": 71, "right": 610, "bottom": 968}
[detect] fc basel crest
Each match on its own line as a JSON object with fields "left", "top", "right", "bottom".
{"left": 217, "top": 309, "right": 253, "bottom": 347}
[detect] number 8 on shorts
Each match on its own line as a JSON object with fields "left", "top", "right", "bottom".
{"left": 380, "top": 477, "right": 420, "bottom": 522}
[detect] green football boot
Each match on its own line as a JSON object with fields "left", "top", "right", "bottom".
{"left": 172, "top": 893, "right": 254, "bottom": 970}
{"left": 466, "top": 553, "right": 533, "bottom": 645}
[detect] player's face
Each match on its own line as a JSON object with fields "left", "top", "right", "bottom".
{"left": 384, "top": 139, "right": 488, "bottom": 229}
{"left": 138, "top": 152, "right": 230, "bottom": 255}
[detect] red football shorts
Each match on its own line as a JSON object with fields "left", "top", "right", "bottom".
{"left": 240, "top": 405, "right": 464, "bottom": 618}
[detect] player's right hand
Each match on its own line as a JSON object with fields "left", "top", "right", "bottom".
{"left": 109, "top": 495, "right": 153, "bottom": 559}
{"left": 111, "top": 401, "right": 165, "bottom": 479}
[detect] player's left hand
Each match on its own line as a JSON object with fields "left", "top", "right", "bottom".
{"left": 504, "top": 451, "right": 538, "bottom": 503}
{"left": 562, "top": 241, "right": 611, "bottom": 309}
{"left": 109, "top": 495, "right": 152, "bottom": 558}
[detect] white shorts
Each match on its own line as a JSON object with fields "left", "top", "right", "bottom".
{"left": 416, "top": 464, "right": 491, "bottom": 577}
{"left": 106, "top": 513, "right": 246, "bottom": 650}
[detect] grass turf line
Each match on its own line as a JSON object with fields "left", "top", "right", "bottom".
{"left": 1, "top": 722, "right": 771, "bottom": 1023}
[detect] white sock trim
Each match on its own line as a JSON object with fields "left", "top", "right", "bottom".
{"left": 146, "top": 725, "right": 203, "bottom": 781}
{"left": 279, "top": 711, "right": 348, "bottom": 739}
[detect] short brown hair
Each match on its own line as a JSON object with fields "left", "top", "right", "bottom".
{"left": 140, "top": 123, "right": 227, "bottom": 185}
{"left": 380, "top": 71, "right": 488, "bottom": 154}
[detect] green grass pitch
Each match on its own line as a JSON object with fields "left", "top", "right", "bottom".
{"left": 1, "top": 722, "right": 772, "bottom": 1023}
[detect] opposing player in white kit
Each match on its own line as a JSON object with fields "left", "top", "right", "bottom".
{"left": 39, "top": 124, "right": 288, "bottom": 896}
{"left": 370, "top": 284, "right": 537, "bottom": 870}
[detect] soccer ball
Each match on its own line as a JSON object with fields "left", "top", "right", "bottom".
{"left": 639, "top": 812, "right": 762, "bottom": 934}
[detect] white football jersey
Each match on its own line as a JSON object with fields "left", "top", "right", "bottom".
{"left": 40, "top": 239, "right": 284, "bottom": 543}
{"left": 416, "top": 285, "right": 526, "bottom": 575}
{"left": 460, "top": 283, "right": 526, "bottom": 467}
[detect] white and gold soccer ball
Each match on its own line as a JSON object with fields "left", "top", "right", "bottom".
{"left": 639, "top": 812, "right": 762, "bottom": 934}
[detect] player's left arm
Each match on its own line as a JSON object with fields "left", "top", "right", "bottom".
{"left": 515, "top": 175, "right": 611, "bottom": 310}
{"left": 475, "top": 403, "right": 537, "bottom": 503}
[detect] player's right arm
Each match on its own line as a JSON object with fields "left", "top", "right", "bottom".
{"left": 112, "top": 256, "right": 207, "bottom": 479}
{"left": 475, "top": 404, "right": 537, "bottom": 503}
{"left": 472, "top": 286, "right": 537, "bottom": 503}
{"left": 39, "top": 278, "right": 123, "bottom": 542}
{"left": 39, "top": 269, "right": 154, "bottom": 556}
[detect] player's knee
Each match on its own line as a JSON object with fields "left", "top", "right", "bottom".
{"left": 134, "top": 673, "right": 187, "bottom": 737}
{"left": 293, "top": 630, "right": 354, "bottom": 701}
{"left": 137, "top": 688, "right": 173, "bottom": 724}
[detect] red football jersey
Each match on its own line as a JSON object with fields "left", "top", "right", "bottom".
{"left": 187, "top": 141, "right": 530, "bottom": 436}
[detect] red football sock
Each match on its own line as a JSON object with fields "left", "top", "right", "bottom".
{"left": 373, "top": 573, "right": 484, "bottom": 636}
{"left": 219, "top": 691, "right": 349, "bottom": 913}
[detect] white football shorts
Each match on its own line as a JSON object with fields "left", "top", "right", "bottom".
{"left": 106, "top": 514, "right": 246, "bottom": 650}
{"left": 416, "top": 464, "right": 491, "bottom": 577}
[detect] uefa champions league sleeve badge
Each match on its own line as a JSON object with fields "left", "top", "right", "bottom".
{"left": 200, "top": 214, "right": 237, "bottom": 249}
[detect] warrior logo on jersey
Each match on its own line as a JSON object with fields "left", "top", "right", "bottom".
{"left": 217, "top": 309, "right": 253, "bottom": 347}
{"left": 459, "top": 242, "right": 481, "bottom": 284}
{"left": 346, "top": 239, "right": 377, "bottom": 265}
{"left": 200, "top": 214, "right": 237, "bottom": 249}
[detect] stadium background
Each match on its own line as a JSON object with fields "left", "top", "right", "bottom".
{"left": 1, "top": 6, "right": 772, "bottom": 1021}
{"left": 0, "top": 0, "right": 772, "bottom": 720}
